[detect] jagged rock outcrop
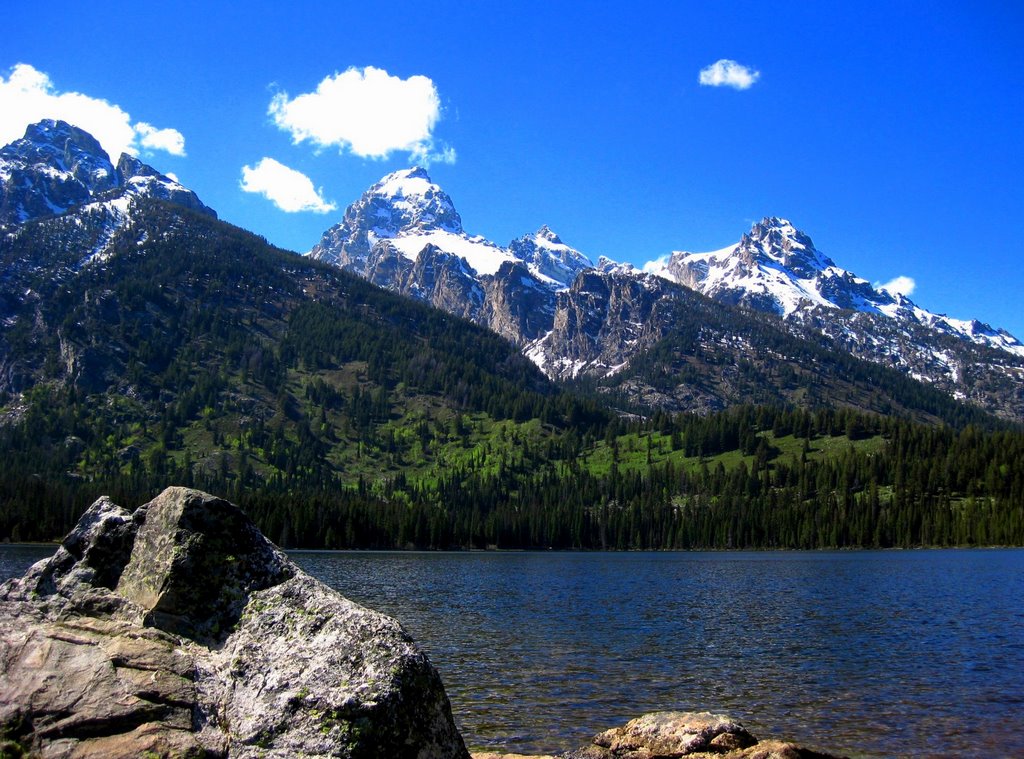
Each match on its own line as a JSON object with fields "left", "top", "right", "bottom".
{"left": 472, "top": 711, "right": 840, "bottom": 759}
{"left": 115, "top": 154, "right": 215, "bottom": 217}
{"left": 526, "top": 269, "right": 682, "bottom": 379}
{"left": 0, "top": 486, "right": 469, "bottom": 759}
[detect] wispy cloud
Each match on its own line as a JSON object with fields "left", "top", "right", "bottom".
{"left": 699, "top": 59, "right": 761, "bottom": 90}
{"left": 875, "top": 275, "right": 916, "bottom": 297}
{"left": 240, "top": 157, "right": 336, "bottom": 214}
{"left": 268, "top": 66, "right": 455, "bottom": 165}
{"left": 0, "top": 63, "right": 186, "bottom": 159}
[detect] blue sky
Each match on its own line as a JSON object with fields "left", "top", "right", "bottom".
{"left": 3, "top": 1, "right": 1023, "bottom": 338}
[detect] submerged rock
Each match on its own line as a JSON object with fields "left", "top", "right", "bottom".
{"left": 0, "top": 486, "right": 469, "bottom": 759}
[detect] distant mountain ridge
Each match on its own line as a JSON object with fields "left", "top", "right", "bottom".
{"left": 310, "top": 168, "right": 1024, "bottom": 420}
{"left": 645, "top": 216, "right": 1024, "bottom": 358}
{"left": 1, "top": 122, "right": 1022, "bottom": 421}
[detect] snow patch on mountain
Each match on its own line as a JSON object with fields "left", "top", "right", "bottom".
{"left": 390, "top": 229, "right": 515, "bottom": 276}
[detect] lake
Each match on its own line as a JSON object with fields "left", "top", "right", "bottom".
{"left": 3, "top": 545, "right": 1022, "bottom": 756}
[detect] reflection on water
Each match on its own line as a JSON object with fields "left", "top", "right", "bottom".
{"left": 3, "top": 545, "right": 1022, "bottom": 756}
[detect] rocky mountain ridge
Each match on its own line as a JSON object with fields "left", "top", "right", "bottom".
{"left": 308, "top": 167, "right": 593, "bottom": 346}
{"left": 0, "top": 119, "right": 215, "bottom": 266}
{"left": 2, "top": 122, "right": 1022, "bottom": 420}
{"left": 310, "top": 169, "right": 1024, "bottom": 420}
{"left": 645, "top": 216, "right": 1024, "bottom": 358}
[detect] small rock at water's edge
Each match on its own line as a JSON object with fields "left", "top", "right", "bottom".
{"left": 472, "top": 710, "right": 843, "bottom": 759}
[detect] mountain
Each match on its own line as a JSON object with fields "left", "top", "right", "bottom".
{"left": 1, "top": 124, "right": 594, "bottom": 496}
{"left": 643, "top": 217, "right": 1024, "bottom": 418}
{"left": 311, "top": 175, "right": 1024, "bottom": 421}
{"left": 645, "top": 216, "right": 1024, "bottom": 357}
{"left": 309, "top": 167, "right": 592, "bottom": 345}
{"left": 0, "top": 119, "right": 214, "bottom": 267}
{"left": 1, "top": 122, "right": 1022, "bottom": 552}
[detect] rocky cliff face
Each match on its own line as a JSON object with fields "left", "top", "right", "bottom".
{"left": 526, "top": 269, "right": 682, "bottom": 380}
{"left": 0, "top": 487, "right": 469, "bottom": 759}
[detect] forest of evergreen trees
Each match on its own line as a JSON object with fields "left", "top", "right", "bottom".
{"left": 2, "top": 404, "right": 1021, "bottom": 550}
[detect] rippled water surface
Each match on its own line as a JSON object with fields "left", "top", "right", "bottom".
{"left": 4, "top": 546, "right": 1022, "bottom": 756}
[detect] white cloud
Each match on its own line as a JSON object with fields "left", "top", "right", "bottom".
{"left": 876, "top": 275, "right": 916, "bottom": 297}
{"left": 642, "top": 254, "right": 670, "bottom": 274}
{"left": 135, "top": 122, "right": 186, "bottom": 156}
{"left": 699, "top": 59, "right": 761, "bottom": 90}
{"left": 268, "top": 66, "right": 455, "bottom": 165}
{"left": 240, "top": 157, "right": 336, "bottom": 214}
{"left": 0, "top": 63, "right": 186, "bottom": 160}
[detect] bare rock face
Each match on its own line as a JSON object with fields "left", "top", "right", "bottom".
{"left": 0, "top": 486, "right": 469, "bottom": 759}
{"left": 560, "top": 711, "right": 841, "bottom": 759}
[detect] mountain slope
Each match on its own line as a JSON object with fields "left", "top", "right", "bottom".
{"left": 0, "top": 194, "right": 609, "bottom": 514}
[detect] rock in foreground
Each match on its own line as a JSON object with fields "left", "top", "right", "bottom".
{"left": 0, "top": 486, "right": 469, "bottom": 759}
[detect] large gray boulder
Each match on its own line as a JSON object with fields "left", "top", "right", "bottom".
{"left": 0, "top": 486, "right": 469, "bottom": 759}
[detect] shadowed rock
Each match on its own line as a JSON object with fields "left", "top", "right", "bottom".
{"left": 0, "top": 486, "right": 469, "bottom": 759}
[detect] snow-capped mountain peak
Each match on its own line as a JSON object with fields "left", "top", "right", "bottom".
{"left": 364, "top": 167, "right": 462, "bottom": 234}
{"left": 739, "top": 216, "right": 833, "bottom": 276}
{"left": 646, "top": 217, "right": 1024, "bottom": 358}
{"left": 0, "top": 120, "right": 214, "bottom": 228}
{"left": 309, "top": 166, "right": 475, "bottom": 271}
{"left": 0, "top": 120, "right": 215, "bottom": 266}
{"left": 0, "top": 119, "right": 120, "bottom": 226}
{"left": 309, "top": 170, "right": 599, "bottom": 285}
{"left": 509, "top": 226, "right": 593, "bottom": 288}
